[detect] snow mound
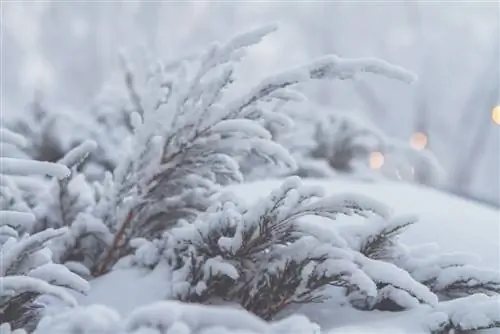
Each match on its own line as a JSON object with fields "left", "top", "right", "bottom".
{"left": 79, "top": 263, "right": 172, "bottom": 315}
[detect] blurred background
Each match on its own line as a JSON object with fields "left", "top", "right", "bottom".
{"left": 1, "top": 1, "right": 499, "bottom": 206}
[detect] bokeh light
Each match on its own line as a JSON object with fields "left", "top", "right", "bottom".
{"left": 369, "top": 151, "right": 385, "bottom": 169}
{"left": 492, "top": 106, "right": 500, "bottom": 125}
{"left": 410, "top": 132, "right": 428, "bottom": 151}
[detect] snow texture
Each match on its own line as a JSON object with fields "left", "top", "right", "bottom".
{"left": 34, "top": 300, "right": 320, "bottom": 334}
{"left": 2, "top": 22, "right": 499, "bottom": 334}
{"left": 84, "top": 23, "right": 419, "bottom": 276}
{"left": 70, "top": 176, "right": 500, "bottom": 333}
{"left": 0, "top": 129, "right": 90, "bottom": 330}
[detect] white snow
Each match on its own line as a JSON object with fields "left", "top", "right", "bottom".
{"left": 0, "top": 157, "right": 70, "bottom": 179}
{"left": 0, "top": 228, "right": 67, "bottom": 276}
{"left": 58, "top": 140, "right": 97, "bottom": 167}
{"left": 0, "top": 128, "right": 27, "bottom": 148}
{"left": 77, "top": 178, "right": 499, "bottom": 333}
{"left": 210, "top": 119, "right": 272, "bottom": 140}
{"left": 79, "top": 262, "right": 173, "bottom": 316}
{"left": 436, "top": 294, "right": 500, "bottom": 331}
{"left": 36, "top": 299, "right": 320, "bottom": 334}
{"left": 29, "top": 263, "right": 89, "bottom": 294}
{"left": 305, "top": 55, "right": 416, "bottom": 83}
{"left": 226, "top": 178, "right": 500, "bottom": 270}
{"left": 0, "top": 276, "right": 77, "bottom": 307}
{"left": 0, "top": 211, "right": 35, "bottom": 228}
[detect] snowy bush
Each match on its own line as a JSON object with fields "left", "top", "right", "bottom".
{"left": 123, "top": 177, "right": 500, "bottom": 330}
{"left": 0, "top": 129, "right": 89, "bottom": 331}
{"left": 305, "top": 111, "right": 444, "bottom": 185}
{"left": 84, "top": 23, "right": 420, "bottom": 276}
{"left": 7, "top": 23, "right": 429, "bottom": 188}
{"left": 428, "top": 294, "right": 500, "bottom": 333}
{"left": 245, "top": 105, "right": 445, "bottom": 186}
{"left": 5, "top": 91, "right": 133, "bottom": 182}
{"left": 341, "top": 216, "right": 500, "bottom": 312}
{"left": 29, "top": 140, "right": 113, "bottom": 273}
{"left": 2, "top": 24, "right": 498, "bottom": 334}
{"left": 6, "top": 24, "right": 417, "bottom": 279}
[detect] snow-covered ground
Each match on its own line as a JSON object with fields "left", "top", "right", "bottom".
{"left": 79, "top": 178, "right": 499, "bottom": 333}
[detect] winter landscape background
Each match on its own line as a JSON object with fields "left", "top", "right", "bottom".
{"left": 1, "top": 2, "right": 500, "bottom": 334}
{"left": 2, "top": 1, "right": 499, "bottom": 206}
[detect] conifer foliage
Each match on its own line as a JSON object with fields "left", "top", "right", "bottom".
{"left": 1, "top": 24, "right": 499, "bottom": 334}
{"left": 0, "top": 129, "right": 89, "bottom": 331}
{"left": 88, "top": 23, "right": 417, "bottom": 276}
{"left": 128, "top": 177, "right": 499, "bottom": 324}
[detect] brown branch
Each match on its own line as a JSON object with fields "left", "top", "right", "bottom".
{"left": 92, "top": 211, "right": 134, "bottom": 276}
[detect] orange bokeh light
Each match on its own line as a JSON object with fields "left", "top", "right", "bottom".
{"left": 492, "top": 106, "right": 500, "bottom": 125}
{"left": 369, "top": 151, "right": 385, "bottom": 169}
{"left": 410, "top": 132, "right": 428, "bottom": 151}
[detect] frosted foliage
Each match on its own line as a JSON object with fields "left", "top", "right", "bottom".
{"left": 311, "top": 112, "right": 388, "bottom": 173}
{"left": 248, "top": 108, "right": 444, "bottom": 185}
{"left": 26, "top": 140, "right": 113, "bottom": 269}
{"left": 5, "top": 102, "right": 85, "bottom": 166}
{"left": 0, "top": 228, "right": 90, "bottom": 330}
{"left": 32, "top": 301, "right": 319, "bottom": 334}
{"left": 0, "top": 129, "right": 89, "bottom": 331}
{"left": 2, "top": 22, "right": 498, "bottom": 334}
{"left": 340, "top": 214, "right": 500, "bottom": 311}
{"left": 394, "top": 247, "right": 500, "bottom": 299}
{"left": 124, "top": 177, "right": 500, "bottom": 324}
{"left": 126, "top": 177, "right": 426, "bottom": 318}
{"left": 5, "top": 98, "right": 130, "bottom": 181}
{"left": 426, "top": 294, "right": 500, "bottom": 332}
{"left": 344, "top": 214, "right": 500, "bottom": 300}
{"left": 89, "top": 24, "right": 416, "bottom": 275}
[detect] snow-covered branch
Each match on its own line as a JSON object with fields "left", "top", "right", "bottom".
{"left": 88, "top": 24, "right": 419, "bottom": 276}
{"left": 0, "top": 129, "right": 89, "bottom": 331}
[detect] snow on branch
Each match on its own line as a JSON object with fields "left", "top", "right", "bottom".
{"left": 0, "top": 211, "right": 35, "bottom": 230}
{"left": 341, "top": 212, "right": 500, "bottom": 312}
{"left": 399, "top": 249, "right": 500, "bottom": 299}
{"left": 427, "top": 294, "right": 500, "bottom": 333}
{"left": 0, "top": 129, "right": 69, "bottom": 179}
{"left": 0, "top": 129, "right": 39, "bottom": 234}
{"left": 122, "top": 174, "right": 500, "bottom": 322}
{"left": 0, "top": 276, "right": 77, "bottom": 307}
{"left": 0, "top": 128, "right": 27, "bottom": 148}
{"left": 349, "top": 215, "right": 418, "bottom": 260}
{"left": 246, "top": 102, "right": 443, "bottom": 186}
{"left": 124, "top": 177, "right": 443, "bottom": 319}
{"left": 58, "top": 140, "right": 97, "bottom": 169}
{"left": 309, "top": 55, "right": 416, "bottom": 83}
{"left": 0, "top": 227, "right": 89, "bottom": 331}
{"left": 0, "top": 158, "right": 70, "bottom": 179}
{"left": 226, "top": 54, "right": 414, "bottom": 120}
{"left": 0, "top": 129, "right": 89, "bottom": 331}
{"left": 27, "top": 138, "right": 113, "bottom": 272}
{"left": 90, "top": 24, "right": 417, "bottom": 277}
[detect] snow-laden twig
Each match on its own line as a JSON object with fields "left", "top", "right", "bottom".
{"left": 0, "top": 158, "right": 69, "bottom": 179}
{"left": 91, "top": 24, "right": 417, "bottom": 276}
{"left": 0, "top": 129, "right": 89, "bottom": 331}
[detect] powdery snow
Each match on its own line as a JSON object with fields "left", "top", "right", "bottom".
{"left": 0, "top": 157, "right": 70, "bottom": 179}
{"left": 78, "top": 178, "right": 499, "bottom": 333}
{"left": 226, "top": 178, "right": 500, "bottom": 270}
{"left": 79, "top": 262, "right": 173, "bottom": 316}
